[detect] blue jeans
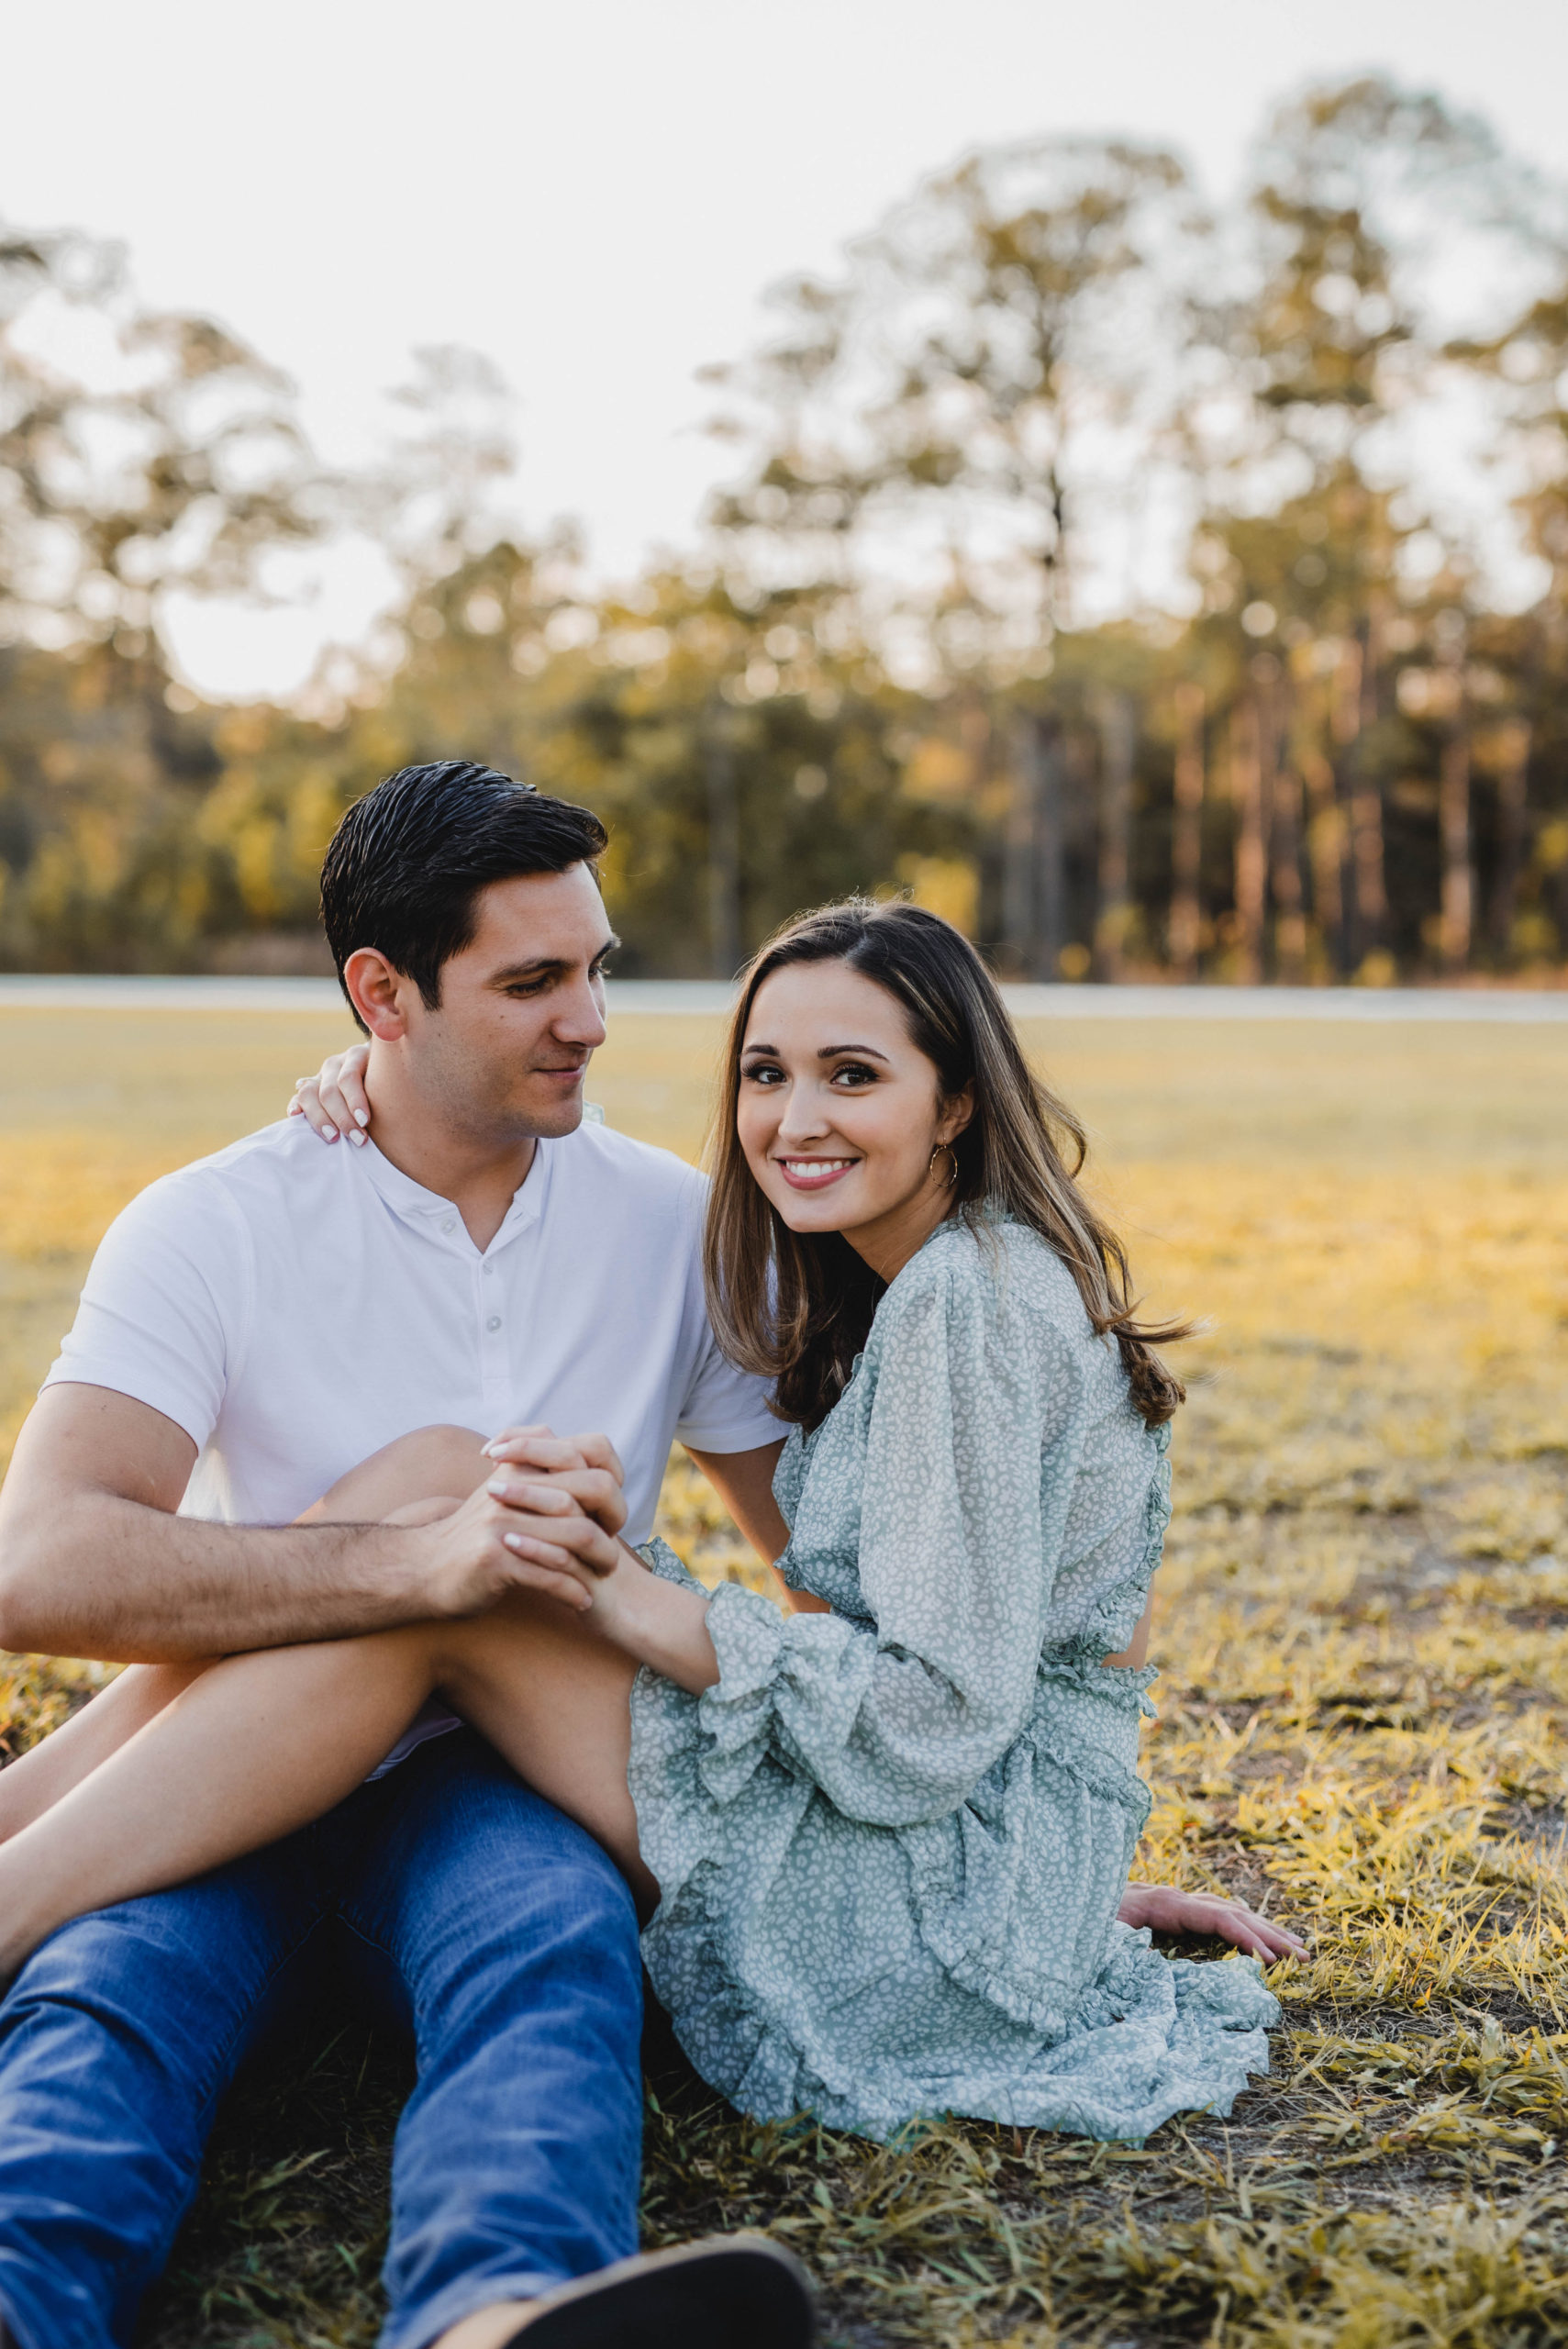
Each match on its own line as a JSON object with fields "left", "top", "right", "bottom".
{"left": 0, "top": 1731, "right": 644, "bottom": 2349}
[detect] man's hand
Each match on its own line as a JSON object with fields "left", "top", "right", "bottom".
{"left": 1117, "top": 1882, "right": 1307, "bottom": 1963}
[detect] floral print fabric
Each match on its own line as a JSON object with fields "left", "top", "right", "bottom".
{"left": 628, "top": 1216, "right": 1277, "bottom": 2142}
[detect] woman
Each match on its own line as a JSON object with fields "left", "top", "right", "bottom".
{"left": 0, "top": 902, "right": 1298, "bottom": 2142}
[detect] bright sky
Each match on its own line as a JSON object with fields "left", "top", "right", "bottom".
{"left": 9, "top": 0, "right": 1568, "bottom": 699}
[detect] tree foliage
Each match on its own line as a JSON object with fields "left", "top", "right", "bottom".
{"left": 3, "top": 73, "right": 1568, "bottom": 982}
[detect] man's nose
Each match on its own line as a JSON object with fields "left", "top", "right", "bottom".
{"left": 553, "top": 976, "right": 608, "bottom": 1049}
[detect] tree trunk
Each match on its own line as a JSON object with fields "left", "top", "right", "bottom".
{"left": 1489, "top": 715, "right": 1531, "bottom": 961}
{"left": 704, "top": 718, "right": 741, "bottom": 980}
{"left": 1439, "top": 685, "right": 1473, "bottom": 977}
{"left": 1168, "top": 681, "right": 1205, "bottom": 981}
{"left": 1272, "top": 751, "right": 1307, "bottom": 985}
{"left": 1230, "top": 696, "right": 1267, "bottom": 985}
{"left": 1301, "top": 746, "right": 1344, "bottom": 975}
{"left": 1006, "top": 715, "right": 1067, "bottom": 980}
{"left": 1030, "top": 718, "right": 1066, "bottom": 980}
{"left": 1093, "top": 691, "right": 1136, "bottom": 981}
{"left": 1336, "top": 632, "right": 1387, "bottom": 971}
{"left": 1002, "top": 718, "right": 1038, "bottom": 974}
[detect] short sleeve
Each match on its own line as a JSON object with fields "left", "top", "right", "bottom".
{"left": 673, "top": 1330, "right": 779, "bottom": 1453}
{"left": 42, "top": 1171, "right": 250, "bottom": 1452}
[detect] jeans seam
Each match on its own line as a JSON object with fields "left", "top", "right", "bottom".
{"left": 184, "top": 1899, "right": 336, "bottom": 2120}
{"left": 332, "top": 1908, "right": 411, "bottom": 2018}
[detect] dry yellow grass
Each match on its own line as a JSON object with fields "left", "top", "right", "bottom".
{"left": 1, "top": 1005, "right": 1565, "bottom": 2345}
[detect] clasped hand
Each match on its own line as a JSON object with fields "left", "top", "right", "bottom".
{"left": 412, "top": 1425, "right": 638, "bottom": 1620}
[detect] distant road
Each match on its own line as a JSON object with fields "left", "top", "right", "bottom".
{"left": 1, "top": 975, "right": 1565, "bottom": 1021}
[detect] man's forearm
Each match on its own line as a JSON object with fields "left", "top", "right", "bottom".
{"left": 0, "top": 1493, "right": 426, "bottom": 1664}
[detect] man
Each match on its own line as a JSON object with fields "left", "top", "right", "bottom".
{"left": 0, "top": 763, "right": 816, "bottom": 2349}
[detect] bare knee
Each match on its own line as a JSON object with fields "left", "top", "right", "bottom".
{"left": 300, "top": 1425, "right": 490, "bottom": 1524}
{"left": 388, "top": 1425, "right": 492, "bottom": 1492}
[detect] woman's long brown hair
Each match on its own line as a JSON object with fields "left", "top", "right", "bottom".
{"left": 703, "top": 897, "right": 1191, "bottom": 1431}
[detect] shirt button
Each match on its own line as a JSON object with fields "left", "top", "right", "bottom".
{"left": 486, "top": 1315, "right": 502, "bottom": 1333}
{"left": 441, "top": 1218, "right": 456, "bottom": 1234}
{"left": 483, "top": 1263, "right": 494, "bottom": 1277}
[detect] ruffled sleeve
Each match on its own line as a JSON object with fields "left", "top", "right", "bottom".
{"left": 692, "top": 1234, "right": 1093, "bottom": 1827}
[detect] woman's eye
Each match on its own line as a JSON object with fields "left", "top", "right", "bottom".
{"left": 831, "top": 1063, "right": 878, "bottom": 1087}
{"left": 744, "top": 1063, "right": 784, "bottom": 1085}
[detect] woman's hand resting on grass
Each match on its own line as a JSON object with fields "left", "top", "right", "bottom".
{"left": 1117, "top": 1883, "right": 1307, "bottom": 1963}
{"left": 289, "top": 1043, "right": 372, "bottom": 1141}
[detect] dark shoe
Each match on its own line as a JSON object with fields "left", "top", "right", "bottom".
{"left": 507, "top": 2232, "right": 816, "bottom": 2347}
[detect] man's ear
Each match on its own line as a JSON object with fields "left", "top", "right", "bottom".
{"left": 343, "top": 949, "right": 413, "bottom": 1041}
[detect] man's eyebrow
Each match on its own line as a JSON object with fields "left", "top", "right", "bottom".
{"left": 489, "top": 935, "right": 619, "bottom": 985}
{"left": 490, "top": 958, "right": 568, "bottom": 984}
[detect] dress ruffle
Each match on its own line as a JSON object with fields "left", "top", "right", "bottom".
{"left": 629, "top": 1542, "right": 1279, "bottom": 2144}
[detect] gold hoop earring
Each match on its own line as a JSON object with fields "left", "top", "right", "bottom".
{"left": 929, "top": 1142, "right": 959, "bottom": 1190}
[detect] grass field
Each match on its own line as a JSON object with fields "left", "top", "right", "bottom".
{"left": 1, "top": 1007, "right": 1566, "bottom": 2348}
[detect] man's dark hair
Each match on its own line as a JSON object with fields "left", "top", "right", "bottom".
{"left": 320, "top": 760, "right": 608, "bottom": 1030}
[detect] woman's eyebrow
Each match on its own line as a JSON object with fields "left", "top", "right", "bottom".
{"left": 740, "top": 1041, "right": 891, "bottom": 1062}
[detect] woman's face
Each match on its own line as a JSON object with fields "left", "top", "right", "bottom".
{"left": 737, "top": 959, "right": 972, "bottom": 1276}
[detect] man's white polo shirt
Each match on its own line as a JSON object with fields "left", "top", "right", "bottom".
{"left": 46, "top": 1116, "right": 778, "bottom": 1763}
{"left": 50, "top": 1112, "right": 776, "bottom": 1531}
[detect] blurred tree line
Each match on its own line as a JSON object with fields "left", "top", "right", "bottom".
{"left": 4, "top": 76, "right": 1568, "bottom": 981}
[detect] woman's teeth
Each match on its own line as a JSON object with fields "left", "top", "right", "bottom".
{"left": 783, "top": 1159, "right": 855, "bottom": 1179}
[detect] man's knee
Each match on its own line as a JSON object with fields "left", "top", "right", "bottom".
{"left": 458, "top": 1826, "right": 640, "bottom": 1994}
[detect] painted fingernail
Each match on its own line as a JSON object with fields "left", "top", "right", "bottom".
{"left": 350, "top": 1130, "right": 366, "bottom": 1145}
{"left": 354, "top": 1108, "right": 370, "bottom": 1128}
{"left": 324, "top": 1128, "right": 339, "bottom": 1141}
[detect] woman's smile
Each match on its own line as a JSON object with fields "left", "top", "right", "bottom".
{"left": 774, "top": 1155, "right": 860, "bottom": 1190}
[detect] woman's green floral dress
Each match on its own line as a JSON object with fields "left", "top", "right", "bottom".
{"left": 628, "top": 1215, "right": 1278, "bottom": 2143}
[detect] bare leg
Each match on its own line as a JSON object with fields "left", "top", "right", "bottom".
{"left": 0, "top": 1424, "right": 490, "bottom": 1844}
{"left": 0, "top": 1664, "right": 207, "bottom": 1841}
{"left": 0, "top": 1433, "right": 652, "bottom": 1977}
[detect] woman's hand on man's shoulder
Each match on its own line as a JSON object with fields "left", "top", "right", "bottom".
{"left": 288, "top": 1044, "right": 372, "bottom": 1143}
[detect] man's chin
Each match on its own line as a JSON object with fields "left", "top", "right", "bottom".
{"left": 523, "top": 1087, "right": 587, "bottom": 1140}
